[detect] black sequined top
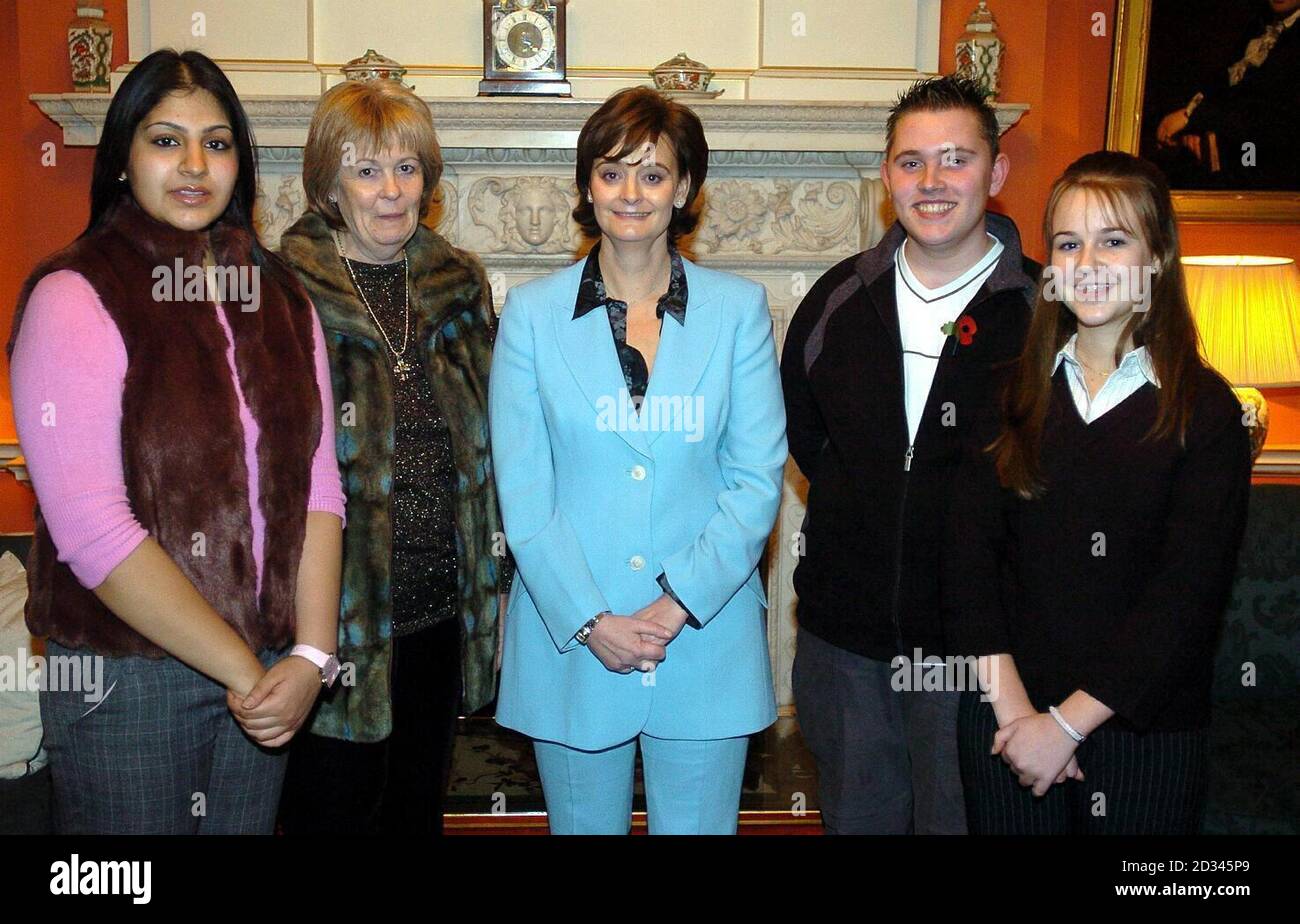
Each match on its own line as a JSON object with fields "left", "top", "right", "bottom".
{"left": 346, "top": 257, "right": 459, "bottom": 636}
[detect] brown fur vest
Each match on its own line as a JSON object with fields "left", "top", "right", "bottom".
{"left": 8, "top": 196, "right": 322, "bottom": 656}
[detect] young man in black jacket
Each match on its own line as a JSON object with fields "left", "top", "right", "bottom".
{"left": 781, "top": 76, "right": 1040, "bottom": 834}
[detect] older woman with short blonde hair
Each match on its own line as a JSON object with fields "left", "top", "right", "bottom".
{"left": 299, "top": 79, "right": 443, "bottom": 234}
{"left": 277, "top": 78, "right": 506, "bottom": 835}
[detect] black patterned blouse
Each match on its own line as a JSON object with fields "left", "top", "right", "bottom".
{"left": 571, "top": 241, "right": 688, "bottom": 405}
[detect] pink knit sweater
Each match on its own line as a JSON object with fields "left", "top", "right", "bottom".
{"left": 10, "top": 269, "right": 346, "bottom": 592}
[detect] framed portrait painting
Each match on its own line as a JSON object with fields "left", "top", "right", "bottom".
{"left": 1106, "top": 0, "right": 1300, "bottom": 221}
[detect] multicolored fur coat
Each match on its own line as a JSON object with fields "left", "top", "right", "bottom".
{"left": 279, "top": 210, "right": 506, "bottom": 741}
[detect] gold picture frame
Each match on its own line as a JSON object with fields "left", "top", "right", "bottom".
{"left": 1106, "top": 0, "right": 1300, "bottom": 222}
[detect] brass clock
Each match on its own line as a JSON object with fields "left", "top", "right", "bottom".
{"left": 479, "top": 0, "right": 571, "bottom": 97}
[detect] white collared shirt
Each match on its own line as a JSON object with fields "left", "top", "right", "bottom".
{"left": 1053, "top": 333, "right": 1160, "bottom": 424}
{"left": 895, "top": 234, "right": 1004, "bottom": 443}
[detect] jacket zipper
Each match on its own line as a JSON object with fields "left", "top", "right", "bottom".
{"left": 882, "top": 274, "right": 1003, "bottom": 657}
{"left": 888, "top": 293, "right": 914, "bottom": 656}
{"left": 890, "top": 444, "right": 914, "bottom": 652}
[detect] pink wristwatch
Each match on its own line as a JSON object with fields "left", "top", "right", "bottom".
{"left": 290, "top": 644, "right": 342, "bottom": 688}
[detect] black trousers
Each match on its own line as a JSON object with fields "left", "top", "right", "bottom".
{"left": 957, "top": 691, "right": 1208, "bottom": 834}
{"left": 279, "top": 617, "right": 462, "bottom": 836}
{"left": 0, "top": 765, "right": 52, "bottom": 834}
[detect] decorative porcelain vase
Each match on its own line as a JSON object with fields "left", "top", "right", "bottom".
{"left": 955, "top": 1, "right": 1004, "bottom": 100}
{"left": 651, "top": 53, "right": 715, "bottom": 92}
{"left": 68, "top": 4, "right": 113, "bottom": 93}
{"left": 1235, "top": 387, "right": 1270, "bottom": 462}
{"left": 342, "top": 49, "right": 410, "bottom": 85}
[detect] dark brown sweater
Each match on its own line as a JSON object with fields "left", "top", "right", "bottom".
{"left": 943, "top": 363, "right": 1252, "bottom": 731}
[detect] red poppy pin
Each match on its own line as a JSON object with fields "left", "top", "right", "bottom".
{"left": 941, "top": 314, "right": 978, "bottom": 348}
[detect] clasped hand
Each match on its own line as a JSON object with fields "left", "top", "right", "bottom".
{"left": 225, "top": 655, "right": 323, "bottom": 749}
{"left": 993, "top": 712, "right": 1086, "bottom": 797}
{"left": 586, "top": 594, "right": 689, "bottom": 674}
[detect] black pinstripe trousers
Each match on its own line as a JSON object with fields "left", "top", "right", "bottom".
{"left": 957, "top": 691, "right": 1209, "bottom": 834}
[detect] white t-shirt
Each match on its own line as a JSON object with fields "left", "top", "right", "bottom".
{"left": 895, "top": 234, "right": 1004, "bottom": 444}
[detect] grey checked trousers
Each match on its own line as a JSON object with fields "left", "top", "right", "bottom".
{"left": 41, "top": 640, "right": 289, "bottom": 834}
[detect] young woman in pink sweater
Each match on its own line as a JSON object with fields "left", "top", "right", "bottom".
{"left": 9, "top": 49, "right": 344, "bottom": 834}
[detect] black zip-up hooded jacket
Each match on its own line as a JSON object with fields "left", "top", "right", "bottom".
{"left": 781, "top": 212, "right": 1038, "bottom": 661}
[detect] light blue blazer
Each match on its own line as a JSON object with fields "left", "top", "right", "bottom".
{"left": 489, "top": 255, "right": 787, "bottom": 751}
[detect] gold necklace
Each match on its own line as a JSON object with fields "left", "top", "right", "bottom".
{"left": 335, "top": 231, "right": 415, "bottom": 381}
{"left": 1076, "top": 355, "right": 1115, "bottom": 379}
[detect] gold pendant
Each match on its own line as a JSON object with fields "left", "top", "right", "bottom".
{"left": 394, "top": 358, "right": 415, "bottom": 381}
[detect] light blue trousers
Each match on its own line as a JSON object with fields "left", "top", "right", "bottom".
{"left": 533, "top": 733, "right": 750, "bottom": 835}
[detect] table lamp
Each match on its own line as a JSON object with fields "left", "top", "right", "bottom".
{"left": 1182, "top": 256, "right": 1300, "bottom": 462}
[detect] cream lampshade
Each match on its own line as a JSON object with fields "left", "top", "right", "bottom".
{"left": 1182, "top": 256, "right": 1300, "bottom": 461}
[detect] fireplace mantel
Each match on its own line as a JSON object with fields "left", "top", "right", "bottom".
{"left": 32, "top": 93, "right": 1028, "bottom": 151}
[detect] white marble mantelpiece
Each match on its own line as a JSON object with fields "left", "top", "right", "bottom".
{"left": 31, "top": 91, "right": 1030, "bottom": 709}
{"left": 32, "top": 94, "right": 1028, "bottom": 151}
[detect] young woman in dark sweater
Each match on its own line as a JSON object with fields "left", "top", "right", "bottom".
{"left": 944, "top": 151, "right": 1252, "bottom": 834}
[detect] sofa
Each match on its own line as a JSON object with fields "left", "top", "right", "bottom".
{"left": 1204, "top": 483, "right": 1300, "bottom": 834}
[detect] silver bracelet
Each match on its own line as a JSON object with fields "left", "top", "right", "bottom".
{"left": 575, "top": 611, "right": 608, "bottom": 646}
{"left": 1049, "top": 705, "right": 1086, "bottom": 743}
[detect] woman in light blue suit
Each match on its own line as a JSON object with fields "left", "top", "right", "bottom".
{"left": 489, "top": 88, "right": 787, "bottom": 835}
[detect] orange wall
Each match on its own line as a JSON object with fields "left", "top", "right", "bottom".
{"left": 0, "top": 0, "right": 23, "bottom": 532}
{"left": 943, "top": 0, "right": 1117, "bottom": 265}
{"left": 0, "top": 0, "right": 129, "bottom": 531}
{"left": 940, "top": 0, "right": 1299, "bottom": 455}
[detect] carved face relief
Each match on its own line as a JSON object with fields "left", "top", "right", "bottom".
{"left": 469, "top": 175, "right": 574, "bottom": 251}
{"left": 513, "top": 183, "right": 559, "bottom": 245}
